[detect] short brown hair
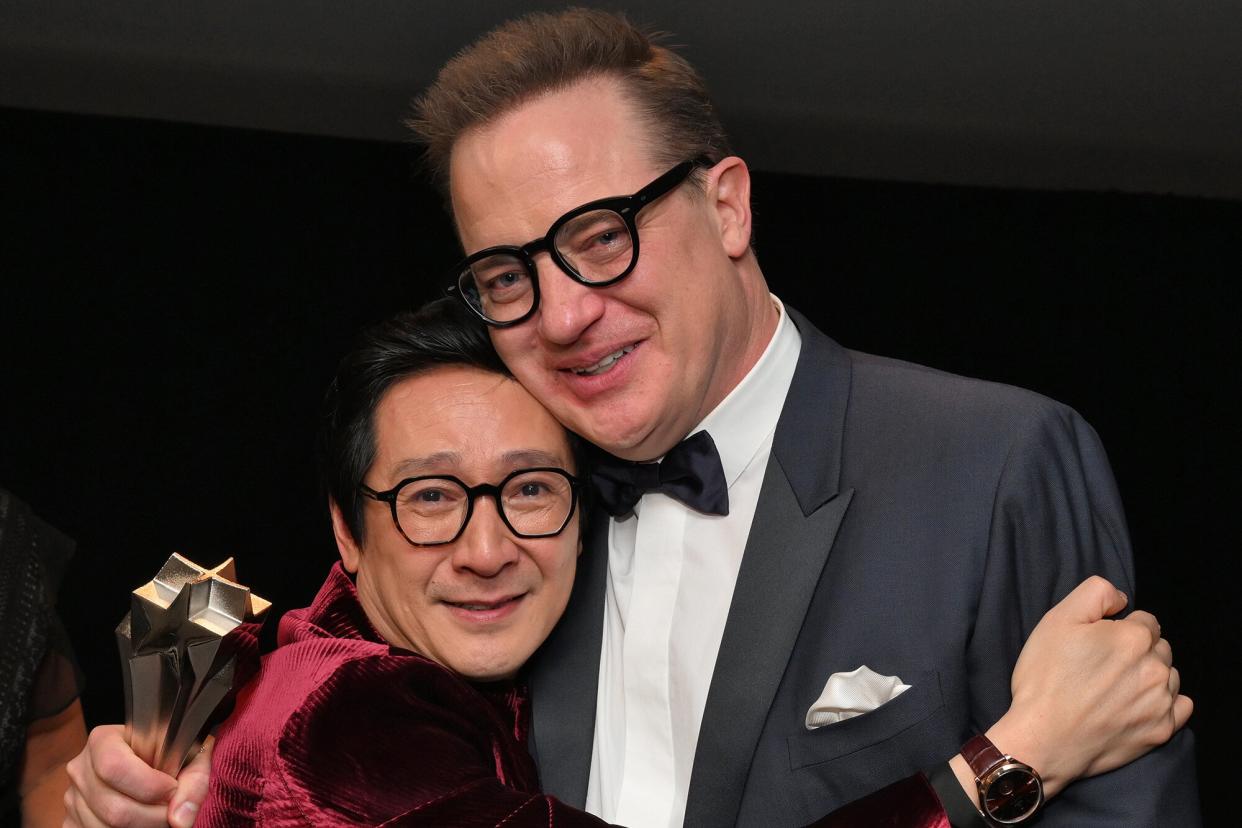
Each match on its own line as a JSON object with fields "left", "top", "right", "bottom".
{"left": 408, "top": 7, "right": 733, "bottom": 196}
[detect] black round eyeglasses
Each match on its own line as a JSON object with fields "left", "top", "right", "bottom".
{"left": 358, "top": 467, "right": 581, "bottom": 547}
{"left": 447, "top": 159, "right": 708, "bottom": 327}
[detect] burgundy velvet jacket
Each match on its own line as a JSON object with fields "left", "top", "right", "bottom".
{"left": 199, "top": 564, "right": 950, "bottom": 827}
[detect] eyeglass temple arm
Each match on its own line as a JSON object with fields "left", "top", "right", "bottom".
{"left": 357, "top": 484, "right": 389, "bottom": 501}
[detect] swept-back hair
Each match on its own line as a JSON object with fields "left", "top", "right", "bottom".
{"left": 408, "top": 7, "right": 733, "bottom": 197}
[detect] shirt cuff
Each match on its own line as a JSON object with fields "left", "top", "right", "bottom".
{"left": 926, "top": 761, "right": 989, "bottom": 828}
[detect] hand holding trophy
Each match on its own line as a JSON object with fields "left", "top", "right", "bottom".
{"left": 115, "top": 553, "right": 270, "bottom": 776}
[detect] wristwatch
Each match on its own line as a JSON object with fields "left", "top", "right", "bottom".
{"left": 960, "top": 733, "right": 1045, "bottom": 825}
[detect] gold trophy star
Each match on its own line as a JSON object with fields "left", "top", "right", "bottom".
{"left": 128, "top": 553, "right": 270, "bottom": 650}
{"left": 116, "top": 552, "right": 270, "bottom": 775}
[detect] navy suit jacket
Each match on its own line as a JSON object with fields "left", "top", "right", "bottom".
{"left": 527, "top": 307, "right": 1200, "bottom": 827}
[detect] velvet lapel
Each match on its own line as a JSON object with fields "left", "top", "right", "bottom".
{"left": 525, "top": 501, "right": 610, "bottom": 806}
{"left": 683, "top": 308, "right": 855, "bottom": 827}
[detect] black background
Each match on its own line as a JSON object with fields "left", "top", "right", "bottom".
{"left": 2, "top": 106, "right": 1238, "bottom": 824}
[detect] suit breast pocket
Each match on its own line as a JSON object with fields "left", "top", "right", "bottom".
{"left": 786, "top": 669, "right": 945, "bottom": 770}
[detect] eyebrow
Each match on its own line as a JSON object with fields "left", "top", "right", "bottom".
{"left": 389, "top": 451, "right": 462, "bottom": 479}
{"left": 501, "top": 449, "right": 570, "bottom": 469}
{"left": 387, "top": 448, "right": 571, "bottom": 480}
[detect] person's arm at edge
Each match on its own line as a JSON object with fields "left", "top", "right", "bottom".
{"left": 18, "top": 699, "right": 86, "bottom": 828}
{"left": 965, "top": 402, "right": 1200, "bottom": 824}
{"left": 826, "top": 575, "right": 1191, "bottom": 828}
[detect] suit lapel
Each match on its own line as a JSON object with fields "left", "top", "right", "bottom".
{"left": 525, "top": 503, "right": 609, "bottom": 806}
{"left": 684, "top": 309, "right": 855, "bottom": 827}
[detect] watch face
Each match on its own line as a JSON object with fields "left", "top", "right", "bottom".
{"left": 982, "top": 765, "right": 1043, "bottom": 824}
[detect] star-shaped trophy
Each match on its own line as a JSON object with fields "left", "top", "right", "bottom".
{"left": 116, "top": 553, "right": 271, "bottom": 776}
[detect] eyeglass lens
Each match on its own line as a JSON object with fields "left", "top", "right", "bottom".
{"left": 458, "top": 208, "right": 635, "bottom": 324}
{"left": 393, "top": 469, "right": 575, "bottom": 544}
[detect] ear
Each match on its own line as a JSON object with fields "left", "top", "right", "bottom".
{"left": 329, "top": 499, "right": 363, "bottom": 573}
{"left": 707, "top": 156, "right": 753, "bottom": 259}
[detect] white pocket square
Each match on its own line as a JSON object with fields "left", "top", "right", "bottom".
{"left": 804, "top": 665, "right": 911, "bottom": 729}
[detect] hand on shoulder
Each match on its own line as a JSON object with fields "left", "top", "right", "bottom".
{"left": 975, "top": 576, "right": 1191, "bottom": 798}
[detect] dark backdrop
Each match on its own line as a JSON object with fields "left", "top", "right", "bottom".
{"left": 2, "top": 106, "right": 1238, "bottom": 824}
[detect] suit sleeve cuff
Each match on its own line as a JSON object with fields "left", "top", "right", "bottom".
{"left": 926, "top": 762, "right": 989, "bottom": 828}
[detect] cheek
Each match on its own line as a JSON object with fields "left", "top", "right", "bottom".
{"left": 542, "top": 548, "right": 579, "bottom": 604}
{"left": 509, "top": 361, "right": 550, "bottom": 395}
{"left": 374, "top": 557, "right": 437, "bottom": 619}
{"left": 422, "top": 558, "right": 460, "bottom": 596}
{"left": 490, "top": 331, "right": 534, "bottom": 370}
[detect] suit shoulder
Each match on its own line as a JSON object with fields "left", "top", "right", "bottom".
{"left": 844, "top": 348, "right": 1089, "bottom": 438}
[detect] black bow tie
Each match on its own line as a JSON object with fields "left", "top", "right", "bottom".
{"left": 590, "top": 430, "right": 730, "bottom": 518}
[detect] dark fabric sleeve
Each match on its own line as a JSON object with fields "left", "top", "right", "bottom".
{"left": 27, "top": 613, "right": 84, "bottom": 721}
{"left": 925, "top": 762, "right": 988, "bottom": 828}
{"left": 0, "top": 488, "right": 81, "bottom": 799}
{"left": 968, "top": 402, "right": 1201, "bottom": 825}
{"left": 11, "top": 495, "right": 82, "bottom": 723}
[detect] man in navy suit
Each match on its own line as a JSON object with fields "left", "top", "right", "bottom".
{"left": 63, "top": 8, "right": 1198, "bottom": 828}
{"left": 410, "top": 8, "right": 1199, "bottom": 826}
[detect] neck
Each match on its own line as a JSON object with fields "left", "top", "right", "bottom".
{"left": 730, "top": 259, "right": 780, "bottom": 390}
{"left": 622, "top": 260, "right": 778, "bottom": 462}
{"left": 697, "top": 258, "right": 779, "bottom": 426}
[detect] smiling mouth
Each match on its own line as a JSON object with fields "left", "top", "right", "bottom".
{"left": 570, "top": 344, "right": 636, "bottom": 376}
{"left": 445, "top": 596, "right": 523, "bottom": 612}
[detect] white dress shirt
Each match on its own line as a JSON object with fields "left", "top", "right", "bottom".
{"left": 585, "top": 296, "right": 802, "bottom": 827}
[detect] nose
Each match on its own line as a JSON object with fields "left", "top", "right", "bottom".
{"left": 450, "top": 495, "right": 520, "bottom": 578}
{"left": 534, "top": 251, "right": 606, "bottom": 346}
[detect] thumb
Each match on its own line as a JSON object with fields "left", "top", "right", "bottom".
{"left": 168, "top": 735, "right": 214, "bottom": 828}
{"left": 1053, "top": 575, "right": 1128, "bottom": 624}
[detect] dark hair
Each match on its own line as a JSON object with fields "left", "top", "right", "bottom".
{"left": 319, "top": 298, "right": 510, "bottom": 543}
{"left": 321, "top": 299, "right": 591, "bottom": 543}
{"left": 408, "top": 7, "right": 733, "bottom": 196}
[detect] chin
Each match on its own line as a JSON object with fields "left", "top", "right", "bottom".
{"left": 578, "top": 410, "right": 658, "bottom": 455}
{"left": 455, "top": 662, "right": 519, "bottom": 683}
{"left": 451, "top": 650, "right": 523, "bottom": 683}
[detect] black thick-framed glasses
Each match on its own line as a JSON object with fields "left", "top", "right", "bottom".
{"left": 358, "top": 466, "right": 581, "bottom": 547}
{"left": 447, "top": 159, "right": 707, "bottom": 327}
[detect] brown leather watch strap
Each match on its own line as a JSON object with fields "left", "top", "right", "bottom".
{"left": 960, "top": 733, "right": 1045, "bottom": 825}
{"left": 961, "top": 733, "right": 1006, "bottom": 777}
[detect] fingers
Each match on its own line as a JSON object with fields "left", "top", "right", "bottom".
{"left": 168, "top": 736, "right": 214, "bottom": 828}
{"left": 63, "top": 725, "right": 176, "bottom": 828}
{"left": 1172, "top": 693, "right": 1194, "bottom": 732}
{"left": 63, "top": 784, "right": 103, "bottom": 828}
{"left": 86, "top": 726, "right": 177, "bottom": 803}
{"left": 1124, "top": 610, "right": 1161, "bottom": 646}
{"left": 63, "top": 777, "right": 169, "bottom": 828}
{"left": 1153, "top": 637, "right": 1173, "bottom": 667}
{"left": 1053, "top": 575, "right": 1128, "bottom": 624}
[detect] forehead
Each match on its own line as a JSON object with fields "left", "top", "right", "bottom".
{"left": 371, "top": 366, "right": 571, "bottom": 478}
{"left": 448, "top": 76, "right": 662, "bottom": 246}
